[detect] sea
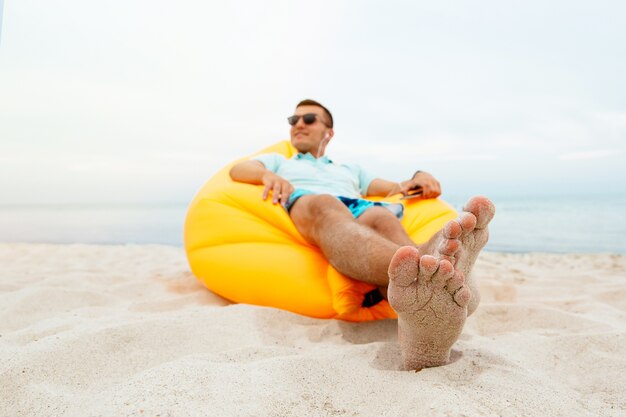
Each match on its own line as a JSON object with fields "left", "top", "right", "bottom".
{"left": 1, "top": 194, "right": 625, "bottom": 254}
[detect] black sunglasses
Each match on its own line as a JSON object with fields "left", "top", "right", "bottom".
{"left": 287, "top": 113, "right": 329, "bottom": 127}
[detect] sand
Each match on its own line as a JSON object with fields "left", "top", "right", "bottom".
{"left": 1, "top": 243, "right": 625, "bottom": 417}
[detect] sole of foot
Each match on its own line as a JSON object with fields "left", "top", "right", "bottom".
{"left": 388, "top": 246, "right": 471, "bottom": 370}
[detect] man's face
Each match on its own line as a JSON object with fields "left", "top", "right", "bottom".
{"left": 289, "top": 105, "right": 333, "bottom": 157}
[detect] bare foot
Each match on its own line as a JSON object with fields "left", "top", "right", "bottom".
{"left": 388, "top": 246, "right": 471, "bottom": 370}
{"left": 419, "top": 196, "right": 495, "bottom": 315}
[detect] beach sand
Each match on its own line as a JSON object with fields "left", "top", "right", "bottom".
{"left": 1, "top": 243, "right": 624, "bottom": 416}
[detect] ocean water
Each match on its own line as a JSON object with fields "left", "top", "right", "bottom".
{"left": 1, "top": 194, "right": 625, "bottom": 253}
{"left": 445, "top": 194, "right": 626, "bottom": 254}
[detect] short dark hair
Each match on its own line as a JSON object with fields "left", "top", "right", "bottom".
{"left": 296, "top": 99, "right": 333, "bottom": 128}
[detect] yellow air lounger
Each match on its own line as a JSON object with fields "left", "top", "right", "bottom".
{"left": 184, "top": 141, "right": 458, "bottom": 322}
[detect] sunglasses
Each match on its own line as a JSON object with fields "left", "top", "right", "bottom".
{"left": 287, "top": 113, "right": 330, "bottom": 127}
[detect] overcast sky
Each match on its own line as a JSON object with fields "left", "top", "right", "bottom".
{"left": 0, "top": 0, "right": 624, "bottom": 204}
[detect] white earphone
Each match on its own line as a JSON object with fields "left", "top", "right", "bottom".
{"left": 316, "top": 133, "right": 331, "bottom": 157}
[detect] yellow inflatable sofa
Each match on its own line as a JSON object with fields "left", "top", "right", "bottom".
{"left": 184, "top": 141, "right": 458, "bottom": 322}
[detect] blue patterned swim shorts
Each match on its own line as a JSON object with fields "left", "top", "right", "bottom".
{"left": 284, "top": 189, "right": 404, "bottom": 219}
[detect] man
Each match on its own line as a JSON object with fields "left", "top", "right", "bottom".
{"left": 229, "top": 99, "right": 495, "bottom": 369}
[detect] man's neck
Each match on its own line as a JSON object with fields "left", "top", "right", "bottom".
{"left": 296, "top": 152, "right": 331, "bottom": 162}
{"left": 300, "top": 151, "right": 323, "bottom": 158}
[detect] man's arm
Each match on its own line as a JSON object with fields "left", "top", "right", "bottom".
{"left": 229, "top": 160, "right": 267, "bottom": 184}
{"left": 229, "top": 160, "right": 294, "bottom": 206}
{"left": 366, "top": 171, "right": 441, "bottom": 199}
{"left": 365, "top": 178, "right": 402, "bottom": 197}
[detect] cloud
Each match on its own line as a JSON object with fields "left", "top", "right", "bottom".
{"left": 558, "top": 149, "right": 619, "bottom": 161}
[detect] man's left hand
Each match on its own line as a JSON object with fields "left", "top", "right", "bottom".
{"left": 399, "top": 171, "right": 441, "bottom": 199}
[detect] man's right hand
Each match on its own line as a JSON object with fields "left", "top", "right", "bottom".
{"left": 262, "top": 171, "right": 294, "bottom": 206}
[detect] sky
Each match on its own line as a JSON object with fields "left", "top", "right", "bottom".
{"left": 0, "top": 0, "right": 625, "bottom": 205}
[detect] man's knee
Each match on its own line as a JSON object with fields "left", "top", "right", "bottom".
{"left": 289, "top": 194, "right": 353, "bottom": 245}
{"left": 292, "top": 194, "right": 348, "bottom": 220}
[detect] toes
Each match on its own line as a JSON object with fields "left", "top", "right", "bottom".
{"left": 458, "top": 212, "right": 477, "bottom": 233}
{"left": 438, "top": 238, "right": 460, "bottom": 256}
{"left": 440, "top": 254, "right": 456, "bottom": 265}
{"left": 463, "top": 196, "right": 496, "bottom": 229}
{"left": 388, "top": 247, "right": 420, "bottom": 313}
{"left": 418, "top": 255, "right": 438, "bottom": 278}
{"left": 453, "top": 286, "right": 472, "bottom": 308}
{"left": 388, "top": 246, "right": 420, "bottom": 287}
{"left": 442, "top": 220, "right": 462, "bottom": 239}
{"left": 431, "top": 259, "right": 454, "bottom": 288}
{"left": 445, "top": 270, "right": 465, "bottom": 295}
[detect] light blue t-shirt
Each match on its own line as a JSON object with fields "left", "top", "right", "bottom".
{"left": 252, "top": 152, "right": 375, "bottom": 199}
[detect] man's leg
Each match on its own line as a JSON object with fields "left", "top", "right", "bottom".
{"left": 289, "top": 194, "right": 400, "bottom": 287}
{"left": 355, "top": 206, "right": 415, "bottom": 246}
{"left": 290, "top": 194, "right": 494, "bottom": 290}
{"left": 355, "top": 206, "right": 416, "bottom": 299}
{"left": 358, "top": 197, "right": 494, "bottom": 316}
{"left": 290, "top": 194, "right": 496, "bottom": 369}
